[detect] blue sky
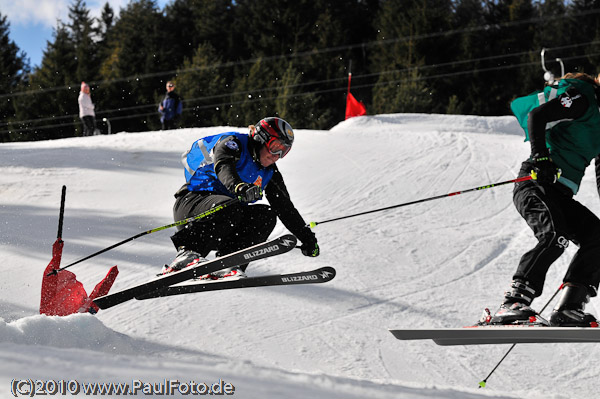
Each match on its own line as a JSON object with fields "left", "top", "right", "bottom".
{"left": 2, "top": 0, "right": 169, "bottom": 69}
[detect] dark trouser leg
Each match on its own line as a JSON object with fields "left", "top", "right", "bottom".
{"left": 163, "top": 119, "right": 176, "bottom": 130}
{"left": 562, "top": 201, "right": 600, "bottom": 296}
{"left": 215, "top": 204, "right": 277, "bottom": 269}
{"left": 81, "top": 116, "right": 95, "bottom": 136}
{"left": 549, "top": 207, "right": 600, "bottom": 326}
{"left": 170, "top": 192, "right": 277, "bottom": 269}
{"left": 170, "top": 192, "right": 239, "bottom": 256}
{"left": 512, "top": 180, "right": 570, "bottom": 296}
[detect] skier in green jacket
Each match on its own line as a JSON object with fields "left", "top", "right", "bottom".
{"left": 486, "top": 72, "right": 600, "bottom": 327}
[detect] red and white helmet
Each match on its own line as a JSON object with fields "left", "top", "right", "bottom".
{"left": 251, "top": 117, "right": 294, "bottom": 158}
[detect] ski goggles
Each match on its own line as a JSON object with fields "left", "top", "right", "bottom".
{"left": 265, "top": 137, "right": 292, "bottom": 158}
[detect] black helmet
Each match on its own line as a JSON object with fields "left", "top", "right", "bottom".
{"left": 251, "top": 117, "right": 294, "bottom": 158}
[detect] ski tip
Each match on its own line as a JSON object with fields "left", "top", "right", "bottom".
{"left": 478, "top": 381, "right": 486, "bottom": 388}
{"left": 323, "top": 266, "right": 336, "bottom": 278}
{"left": 309, "top": 221, "right": 317, "bottom": 229}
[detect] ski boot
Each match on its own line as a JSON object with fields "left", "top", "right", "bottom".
{"left": 549, "top": 283, "right": 599, "bottom": 327}
{"left": 161, "top": 247, "right": 206, "bottom": 275}
{"left": 479, "top": 279, "right": 548, "bottom": 326}
{"left": 208, "top": 267, "right": 247, "bottom": 280}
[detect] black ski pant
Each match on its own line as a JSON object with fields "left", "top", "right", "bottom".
{"left": 170, "top": 189, "right": 277, "bottom": 271}
{"left": 513, "top": 164, "right": 600, "bottom": 298}
{"left": 81, "top": 116, "right": 96, "bottom": 136}
{"left": 161, "top": 117, "right": 178, "bottom": 130}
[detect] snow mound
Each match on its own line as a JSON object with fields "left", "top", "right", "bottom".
{"left": 331, "top": 113, "right": 522, "bottom": 136}
{"left": 0, "top": 313, "right": 144, "bottom": 354}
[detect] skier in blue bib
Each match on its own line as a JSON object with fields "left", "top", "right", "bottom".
{"left": 162, "top": 117, "right": 319, "bottom": 278}
{"left": 487, "top": 73, "right": 600, "bottom": 327}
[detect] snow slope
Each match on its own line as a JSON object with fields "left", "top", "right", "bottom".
{"left": 1, "top": 113, "right": 598, "bottom": 398}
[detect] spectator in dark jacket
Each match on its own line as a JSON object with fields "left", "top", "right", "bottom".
{"left": 158, "top": 81, "right": 182, "bottom": 130}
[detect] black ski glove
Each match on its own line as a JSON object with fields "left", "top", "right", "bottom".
{"left": 300, "top": 238, "right": 320, "bottom": 257}
{"left": 235, "top": 183, "right": 262, "bottom": 203}
{"left": 530, "top": 156, "right": 561, "bottom": 184}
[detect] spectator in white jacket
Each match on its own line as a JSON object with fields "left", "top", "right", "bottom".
{"left": 78, "top": 82, "right": 96, "bottom": 136}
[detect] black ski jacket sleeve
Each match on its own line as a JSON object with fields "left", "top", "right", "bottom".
{"left": 212, "top": 135, "right": 316, "bottom": 245}
{"left": 527, "top": 87, "right": 589, "bottom": 158}
{"left": 265, "top": 166, "right": 316, "bottom": 246}
{"left": 213, "top": 135, "right": 245, "bottom": 193}
{"left": 596, "top": 156, "right": 600, "bottom": 198}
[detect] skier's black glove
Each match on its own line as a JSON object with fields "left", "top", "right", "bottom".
{"left": 531, "top": 156, "right": 561, "bottom": 184}
{"left": 300, "top": 239, "right": 320, "bottom": 257}
{"left": 235, "top": 183, "right": 262, "bottom": 202}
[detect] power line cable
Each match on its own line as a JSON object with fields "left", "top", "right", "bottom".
{"left": 3, "top": 8, "right": 600, "bottom": 100}
{"left": 4, "top": 50, "right": 599, "bottom": 136}
{"left": 3, "top": 40, "right": 598, "bottom": 131}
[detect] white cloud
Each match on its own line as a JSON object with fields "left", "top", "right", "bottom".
{"left": 0, "top": 0, "right": 68, "bottom": 28}
{"left": 0, "top": 0, "right": 132, "bottom": 28}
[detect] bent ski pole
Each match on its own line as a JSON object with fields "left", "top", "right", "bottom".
{"left": 308, "top": 175, "right": 532, "bottom": 228}
{"left": 48, "top": 197, "right": 239, "bottom": 275}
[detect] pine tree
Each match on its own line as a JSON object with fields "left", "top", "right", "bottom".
{"left": 478, "top": 0, "right": 536, "bottom": 115}
{"left": 164, "top": 0, "right": 234, "bottom": 67}
{"left": 99, "top": 0, "right": 169, "bottom": 132}
{"left": 13, "top": 24, "right": 78, "bottom": 141}
{"left": 275, "top": 61, "right": 323, "bottom": 128}
{"left": 0, "top": 13, "right": 30, "bottom": 142}
{"left": 370, "top": 0, "right": 452, "bottom": 114}
{"left": 232, "top": 0, "right": 377, "bottom": 128}
{"left": 568, "top": 0, "right": 600, "bottom": 72}
{"left": 226, "top": 57, "right": 277, "bottom": 126}
{"left": 175, "top": 42, "right": 227, "bottom": 127}
{"left": 99, "top": 2, "right": 115, "bottom": 40}
{"left": 67, "top": 0, "right": 100, "bottom": 82}
{"left": 450, "top": 0, "right": 489, "bottom": 114}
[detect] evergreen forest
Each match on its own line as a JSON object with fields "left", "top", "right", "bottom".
{"left": 2, "top": 0, "right": 600, "bottom": 142}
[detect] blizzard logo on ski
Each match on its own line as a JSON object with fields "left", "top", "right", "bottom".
{"left": 320, "top": 270, "right": 333, "bottom": 279}
{"left": 281, "top": 274, "right": 319, "bottom": 283}
{"left": 280, "top": 239, "right": 295, "bottom": 247}
{"left": 243, "top": 245, "right": 279, "bottom": 260}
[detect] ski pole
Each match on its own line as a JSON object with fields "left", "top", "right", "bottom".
{"left": 48, "top": 196, "right": 239, "bottom": 275}
{"left": 308, "top": 176, "right": 532, "bottom": 228}
{"left": 57, "top": 185, "right": 66, "bottom": 241}
{"left": 478, "top": 284, "right": 563, "bottom": 388}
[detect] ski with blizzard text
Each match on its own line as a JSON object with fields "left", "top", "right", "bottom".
{"left": 135, "top": 266, "right": 336, "bottom": 299}
{"left": 92, "top": 234, "right": 297, "bottom": 310}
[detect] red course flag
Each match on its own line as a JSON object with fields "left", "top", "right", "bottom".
{"left": 345, "top": 92, "right": 367, "bottom": 120}
{"left": 39, "top": 185, "right": 119, "bottom": 316}
{"left": 40, "top": 238, "right": 118, "bottom": 316}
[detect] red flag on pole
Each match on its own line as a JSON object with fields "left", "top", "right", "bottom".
{"left": 39, "top": 186, "right": 119, "bottom": 316}
{"left": 40, "top": 238, "right": 119, "bottom": 316}
{"left": 345, "top": 71, "right": 366, "bottom": 120}
{"left": 345, "top": 92, "right": 367, "bottom": 119}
